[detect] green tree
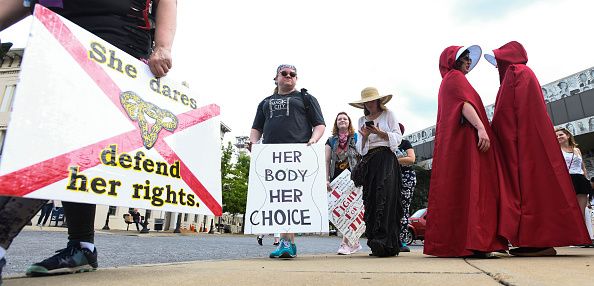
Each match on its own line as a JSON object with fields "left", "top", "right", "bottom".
{"left": 221, "top": 142, "right": 234, "bottom": 183}
{"left": 220, "top": 142, "right": 250, "bottom": 215}
{"left": 225, "top": 151, "right": 250, "bottom": 214}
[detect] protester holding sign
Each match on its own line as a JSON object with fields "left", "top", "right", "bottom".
{"left": 249, "top": 64, "right": 325, "bottom": 259}
{"left": 0, "top": 0, "right": 177, "bottom": 280}
{"left": 349, "top": 87, "right": 403, "bottom": 257}
{"left": 325, "top": 112, "right": 362, "bottom": 255}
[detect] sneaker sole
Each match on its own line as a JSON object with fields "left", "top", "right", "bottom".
{"left": 26, "top": 265, "right": 96, "bottom": 277}
{"left": 509, "top": 248, "right": 557, "bottom": 257}
{"left": 279, "top": 251, "right": 296, "bottom": 258}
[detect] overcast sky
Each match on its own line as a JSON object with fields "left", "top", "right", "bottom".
{"left": 1, "top": 0, "right": 593, "bottom": 144}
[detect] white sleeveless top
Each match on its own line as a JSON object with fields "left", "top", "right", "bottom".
{"left": 562, "top": 149, "right": 583, "bottom": 175}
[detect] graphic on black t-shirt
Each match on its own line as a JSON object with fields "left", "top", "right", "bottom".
{"left": 269, "top": 98, "right": 290, "bottom": 118}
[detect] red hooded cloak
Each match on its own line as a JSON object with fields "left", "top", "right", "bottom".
{"left": 424, "top": 46, "right": 508, "bottom": 257}
{"left": 490, "top": 41, "right": 590, "bottom": 246}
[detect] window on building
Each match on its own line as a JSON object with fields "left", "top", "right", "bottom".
{"left": 184, "top": 213, "right": 189, "bottom": 222}
{"left": 108, "top": 206, "right": 117, "bottom": 216}
{"left": 0, "top": 84, "right": 16, "bottom": 112}
{"left": 0, "top": 130, "right": 5, "bottom": 157}
{"left": 194, "top": 214, "right": 198, "bottom": 223}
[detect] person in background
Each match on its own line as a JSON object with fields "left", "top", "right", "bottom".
{"left": 249, "top": 64, "right": 326, "bottom": 259}
{"left": 349, "top": 87, "right": 402, "bottom": 257}
{"left": 486, "top": 41, "right": 590, "bottom": 256}
{"left": 424, "top": 45, "right": 507, "bottom": 258}
{"left": 256, "top": 233, "right": 280, "bottom": 246}
{"left": 0, "top": 0, "right": 176, "bottom": 280}
{"left": 325, "top": 112, "right": 362, "bottom": 255}
{"left": 556, "top": 128, "right": 591, "bottom": 239}
{"left": 129, "top": 209, "right": 142, "bottom": 232}
{"left": 36, "top": 201, "right": 54, "bottom": 229}
{"left": 395, "top": 123, "right": 416, "bottom": 253}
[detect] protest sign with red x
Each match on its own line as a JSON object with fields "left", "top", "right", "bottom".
{"left": 0, "top": 5, "right": 222, "bottom": 216}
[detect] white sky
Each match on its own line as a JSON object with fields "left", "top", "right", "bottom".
{"left": 1, "top": 0, "right": 593, "bottom": 144}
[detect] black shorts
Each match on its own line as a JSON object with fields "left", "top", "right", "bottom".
{"left": 570, "top": 174, "right": 592, "bottom": 195}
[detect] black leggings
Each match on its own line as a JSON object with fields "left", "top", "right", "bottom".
{"left": 63, "top": 202, "right": 96, "bottom": 243}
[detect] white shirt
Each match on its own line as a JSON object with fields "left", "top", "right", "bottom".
{"left": 355, "top": 110, "right": 402, "bottom": 156}
{"left": 562, "top": 149, "right": 584, "bottom": 175}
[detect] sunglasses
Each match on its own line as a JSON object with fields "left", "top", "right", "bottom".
{"left": 280, "top": 71, "right": 297, "bottom": 78}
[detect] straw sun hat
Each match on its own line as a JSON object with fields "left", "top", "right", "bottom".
{"left": 349, "top": 87, "right": 393, "bottom": 109}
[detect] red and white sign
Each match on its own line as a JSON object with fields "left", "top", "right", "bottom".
{"left": 0, "top": 5, "right": 222, "bottom": 216}
{"left": 328, "top": 170, "right": 365, "bottom": 245}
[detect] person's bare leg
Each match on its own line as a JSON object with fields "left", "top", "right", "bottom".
{"left": 578, "top": 194, "right": 588, "bottom": 220}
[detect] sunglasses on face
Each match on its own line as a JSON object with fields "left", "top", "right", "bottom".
{"left": 280, "top": 71, "right": 297, "bottom": 78}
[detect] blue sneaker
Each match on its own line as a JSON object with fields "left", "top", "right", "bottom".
{"left": 269, "top": 239, "right": 286, "bottom": 258}
{"left": 269, "top": 239, "right": 296, "bottom": 258}
{"left": 0, "top": 257, "right": 5, "bottom": 286}
{"left": 26, "top": 242, "right": 98, "bottom": 276}
{"left": 278, "top": 240, "right": 296, "bottom": 258}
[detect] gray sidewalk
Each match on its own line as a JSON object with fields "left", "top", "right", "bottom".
{"left": 3, "top": 247, "right": 593, "bottom": 286}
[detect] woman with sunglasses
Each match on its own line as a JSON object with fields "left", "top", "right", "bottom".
{"left": 424, "top": 45, "right": 507, "bottom": 258}
{"left": 325, "top": 112, "right": 362, "bottom": 255}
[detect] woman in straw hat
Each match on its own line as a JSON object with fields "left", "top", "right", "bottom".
{"left": 349, "top": 87, "right": 403, "bottom": 257}
{"left": 423, "top": 45, "right": 508, "bottom": 257}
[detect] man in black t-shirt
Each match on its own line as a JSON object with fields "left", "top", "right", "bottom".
{"left": 249, "top": 64, "right": 325, "bottom": 259}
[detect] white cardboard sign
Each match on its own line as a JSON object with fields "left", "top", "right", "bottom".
{"left": 0, "top": 5, "right": 222, "bottom": 216}
{"left": 245, "top": 143, "right": 329, "bottom": 234}
{"left": 328, "top": 169, "right": 366, "bottom": 245}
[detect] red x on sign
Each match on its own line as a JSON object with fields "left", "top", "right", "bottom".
{"left": 0, "top": 5, "right": 222, "bottom": 216}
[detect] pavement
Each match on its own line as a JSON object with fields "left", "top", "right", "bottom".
{"left": 2, "top": 243, "right": 593, "bottom": 286}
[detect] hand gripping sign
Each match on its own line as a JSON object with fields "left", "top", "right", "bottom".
{"left": 0, "top": 5, "right": 222, "bottom": 216}
{"left": 245, "top": 143, "right": 329, "bottom": 234}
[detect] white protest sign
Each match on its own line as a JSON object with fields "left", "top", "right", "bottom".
{"left": 0, "top": 5, "right": 222, "bottom": 216}
{"left": 328, "top": 169, "right": 366, "bottom": 245}
{"left": 245, "top": 143, "right": 328, "bottom": 234}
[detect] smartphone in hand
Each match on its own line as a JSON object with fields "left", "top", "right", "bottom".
{"left": 365, "top": 121, "right": 374, "bottom": 127}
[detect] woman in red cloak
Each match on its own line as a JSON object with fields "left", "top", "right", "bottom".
{"left": 424, "top": 45, "right": 508, "bottom": 257}
{"left": 485, "top": 41, "right": 590, "bottom": 256}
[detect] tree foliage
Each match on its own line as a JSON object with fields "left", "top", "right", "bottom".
{"left": 221, "top": 142, "right": 250, "bottom": 215}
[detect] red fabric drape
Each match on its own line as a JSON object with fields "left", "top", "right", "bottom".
{"left": 491, "top": 41, "right": 590, "bottom": 246}
{"left": 424, "top": 46, "right": 508, "bottom": 257}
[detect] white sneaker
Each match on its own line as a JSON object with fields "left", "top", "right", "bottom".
{"left": 337, "top": 244, "right": 351, "bottom": 255}
{"left": 349, "top": 243, "right": 362, "bottom": 254}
